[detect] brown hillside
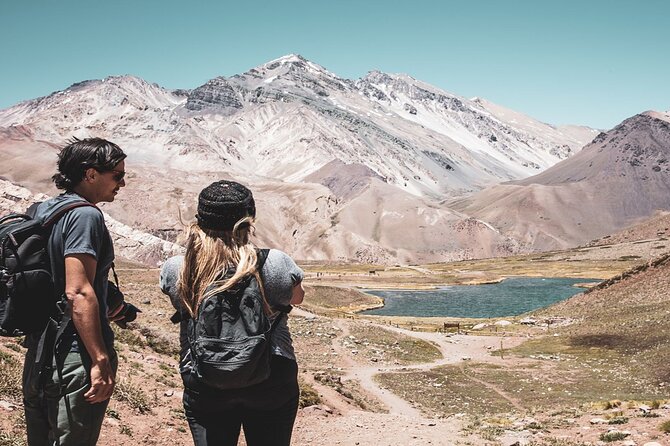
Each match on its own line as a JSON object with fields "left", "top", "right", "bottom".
{"left": 534, "top": 252, "right": 670, "bottom": 385}
{"left": 452, "top": 112, "right": 670, "bottom": 251}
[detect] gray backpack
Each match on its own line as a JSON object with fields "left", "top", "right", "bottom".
{"left": 187, "top": 249, "right": 287, "bottom": 389}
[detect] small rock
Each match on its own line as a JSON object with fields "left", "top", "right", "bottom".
{"left": 461, "top": 356, "right": 472, "bottom": 361}
{"left": 638, "top": 404, "right": 652, "bottom": 413}
{"left": 104, "top": 417, "right": 120, "bottom": 427}
{"left": 622, "top": 440, "right": 636, "bottom": 446}
{"left": 495, "top": 320, "right": 512, "bottom": 326}
{"left": 642, "top": 442, "right": 662, "bottom": 446}
{"left": 0, "top": 400, "right": 17, "bottom": 411}
{"left": 472, "top": 323, "right": 488, "bottom": 330}
{"left": 164, "top": 390, "right": 174, "bottom": 397}
{"left": 590, "top": 418, "right": 608, "bottom": 424}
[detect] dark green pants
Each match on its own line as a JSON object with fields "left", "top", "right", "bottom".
{"left": 23, "top": 335, "right": 117, "bottom": 446}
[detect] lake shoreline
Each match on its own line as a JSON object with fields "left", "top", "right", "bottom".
{"left": 357, "top": 276, "right": 598, "bottom": 319}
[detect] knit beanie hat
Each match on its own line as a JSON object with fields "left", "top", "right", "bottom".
{"left": 196, "top": 180, "right": 256, "bottom": 231}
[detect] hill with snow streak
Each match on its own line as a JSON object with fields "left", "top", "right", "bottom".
{"left": 0, "top": 54, "right": 598, "bottom": 263}
{"left": 0, "top": 54, "right": 594, "bottom": 198}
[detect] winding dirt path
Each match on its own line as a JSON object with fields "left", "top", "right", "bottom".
{"left": 294, "top": 308, "right": 527, "bottom": 416}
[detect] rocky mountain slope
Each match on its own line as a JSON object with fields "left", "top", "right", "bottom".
{"left": 0, "top": 54, "right": 601, "bottom": 263}
{"left": 0, "top": 55, "right": 594, "bottom": 198}
{"left": 0, "top": 179, "right": 183, "bottom": 266}
{"left": 452, "top": 111, "right": 670, "bottom": 251}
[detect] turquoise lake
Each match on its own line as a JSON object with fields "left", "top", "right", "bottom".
{"left": 361, "top": 277, "right": 597, "bottom": 318}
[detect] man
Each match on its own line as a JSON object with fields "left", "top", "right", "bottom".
{"left": 23, "top": 137, "right": 127, "bottom": 445}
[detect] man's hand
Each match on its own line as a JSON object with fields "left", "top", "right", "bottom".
{"left": 84, "top": 357, "right": 115, "bottom": 403}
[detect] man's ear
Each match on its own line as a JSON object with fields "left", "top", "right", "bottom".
{"left": 84, "top": 167, "right": 97, "bottom": 182}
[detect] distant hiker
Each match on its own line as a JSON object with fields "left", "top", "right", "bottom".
{"left": 160, "top": 180, "right": 304, "bottom": 446}
{"left": 22, "top": 137, "right": 128, "bottom": 445}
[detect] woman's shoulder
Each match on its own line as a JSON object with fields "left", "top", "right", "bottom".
{"left": 159, "top": 255, "right": 184, "bottom": 308}
{"left": 260, "top": 249, "right": 303, "bottom": 283}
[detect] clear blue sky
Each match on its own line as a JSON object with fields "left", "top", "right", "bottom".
{"left": 1, "top": 0, "right": 668, "bottom": 129}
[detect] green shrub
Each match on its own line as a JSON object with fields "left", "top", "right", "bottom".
{"left": 607, "top": 416, "right": 628, "bottom": 425}
{"left": 298, "top": 380, "right": 321, "bottom": 408}
{"left": 0, "top": 351, "right": 23, "bottom": 400}
{"left": 114, "top": 379, "right": 152, "bottom": 414}
{"left": 599, "top": 431, "right": 629, "bottom": 442}
{"left": 0, "top": 430, "right": 27, "bottom": 446}
{"left": 660, "top": 419, "right": 670, "bottom": 433}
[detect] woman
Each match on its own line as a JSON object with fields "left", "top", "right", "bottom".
{"left": 159, "top": 180, "right": 304, "bottom": 446}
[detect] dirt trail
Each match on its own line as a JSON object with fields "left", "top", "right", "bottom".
{"left": 293, "top": 308, "right": 526, "bottom": 416}
{"left": 291, "top": 308, "right": 531, "bottom": 445}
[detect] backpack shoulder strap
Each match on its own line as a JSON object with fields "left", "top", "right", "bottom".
{"left": 42, "top": 201, "right": 99, "bottom": 228}
{"left": 256, "top": 248, "right": 270, "bottom": 271}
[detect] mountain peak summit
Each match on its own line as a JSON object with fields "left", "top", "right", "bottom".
{"left": 266, "top": 53, "right": 307, "bottom": 65}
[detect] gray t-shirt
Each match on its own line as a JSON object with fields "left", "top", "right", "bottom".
{"left": 159, "top": 249, "right": 303, "bottom": 364}
{"left": 36, "top": 192, "right": 115, "bottom": 347}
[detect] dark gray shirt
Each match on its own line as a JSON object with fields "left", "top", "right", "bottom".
{"left": 159, "top": 249, "right": 303, "bottom": 364}
{"left": 36, "top": 192, "right": 115, "bottom": 347}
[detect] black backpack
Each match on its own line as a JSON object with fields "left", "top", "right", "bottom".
{"left": 187, "top": 248, "right": 288, "bottom": 390}
{"left": 0, "top": 201, "right": 94, "bottom": 336}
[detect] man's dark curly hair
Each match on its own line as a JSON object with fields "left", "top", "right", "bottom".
{"left": 52, "top": 137, "right": 127, "bottom": 190}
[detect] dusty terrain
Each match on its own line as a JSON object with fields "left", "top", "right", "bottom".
{"left": 1, "top": 245, "right": 670, "bottom": 445}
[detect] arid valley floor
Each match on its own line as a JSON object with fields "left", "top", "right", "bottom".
{"left": 1, "top": 235, "right": 669, "bottom": 446}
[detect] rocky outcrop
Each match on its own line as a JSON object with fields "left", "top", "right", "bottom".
{"left": 185, "top": 77, "right": 243, "bottom": 112}
{"left": 0, "top": 179, "right": 183, "bottom": 266}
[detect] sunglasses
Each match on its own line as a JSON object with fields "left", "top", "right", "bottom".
{"left": 109, "top": 169, "right": 126, "bottom": 182}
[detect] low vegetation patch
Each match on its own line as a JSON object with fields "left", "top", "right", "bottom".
{"left": 298, "top": 378, "right": 321, "bottom": 408}
{"left": 0, "top": 430, "right": 26, "bottom": 446}
{"left": 0, "top": 350, "right": 23, "bottom": 401}
{"left": 113, "top": 378, "right": 153, "bottom": 414}
{"left": 313, "top": 372, "right": 385, "bottom": 412}
{"left": 599, "top": 430, "right": 629, "bottom": 442}
{"left": 376, "top": 365, "right": 516, "bottom": 417}
{"left": 377, "top": 358, "right": 667, "bottom": 419}
{"left": 345, "top": 324, "right": 441, "bottom": 365}
{"left": 301, "top": 285, "right": 381, "bottom": 314}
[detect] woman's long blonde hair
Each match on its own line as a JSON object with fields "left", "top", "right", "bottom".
{"left": 178, "top": 217, "right": 264, "bottom": 317}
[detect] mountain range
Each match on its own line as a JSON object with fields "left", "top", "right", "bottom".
{"left": 1, "top": 54, "right": 667, "bottom": 264}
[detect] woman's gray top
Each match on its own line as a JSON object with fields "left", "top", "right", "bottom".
{"left": 159, "top": 249, "right": 304, "bottom": 364}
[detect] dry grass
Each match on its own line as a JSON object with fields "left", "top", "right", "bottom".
{"left": 298, "top": 378, "right": 321, "bottom": 408}
{"left": 377, "top": 366, "right": 516, "bottom": 416}
{"left": 0, "top": 430, "right": 26, "bottom": 446}
{"left": 0, "top": 348, "right": 23, "bottom": 401}
{"left": 377, "top": 358, "right": 667, "bottom": 419}
{"left": 113, "top": 378, "right": 153, "bottom": 414}
{"left": 300, "top": 241, "right": 661, "bottom": 292}
{"left": 527, "top": 439, "right": 590, "bottom": 446}
{"left": 344, "top": 323, "right": 441, "bottom": 365}
{"left": 301, "top": 284, "right": 381, "bottom": 315}
{"left": 520, "top": 257, "right": 670, "bottom": 387}
{"left": 290, "top": 315, "right": 341, "bottom": 371}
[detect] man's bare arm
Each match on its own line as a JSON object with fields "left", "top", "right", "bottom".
{"left": 64, "top": 254, "right": 115, "bottom": 403}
